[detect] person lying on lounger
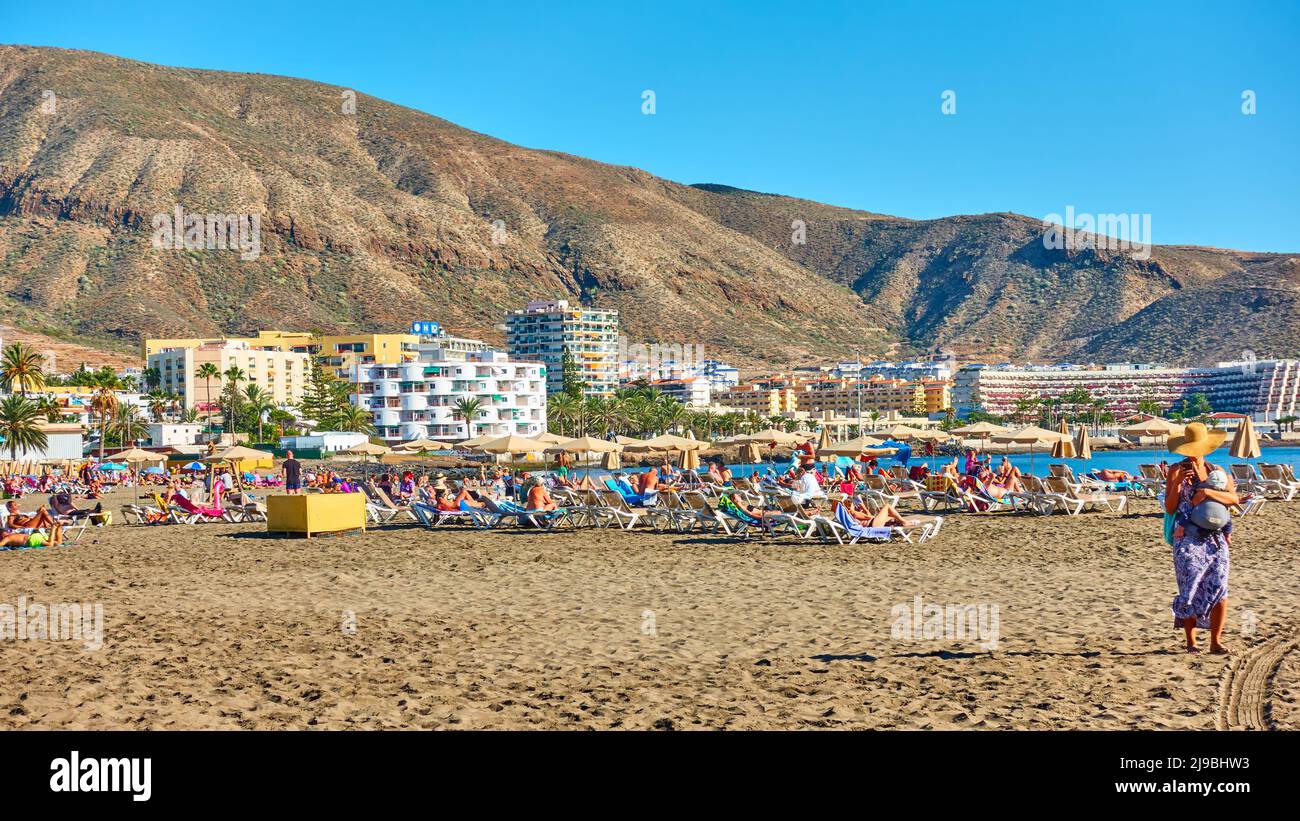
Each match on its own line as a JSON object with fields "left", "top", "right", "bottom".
{"left": 992, "top": 457, "right": 1025, "bottom": 492}
{"left": 50, "top": 491, "right": 101, "bottom": 520}
{"left": 840, "top": 498, "right": 919, "bottom": 529}
{"left": 4, "top": 501, "right": 63, "bottom": 545}
{"left": 1092, "top": 468, "right": 1131, "bottom": 483}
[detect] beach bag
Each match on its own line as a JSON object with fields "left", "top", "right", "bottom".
{"left": 1162, "top": 512, "right": 1176, "bottom": 545}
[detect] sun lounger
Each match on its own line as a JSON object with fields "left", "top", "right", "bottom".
{"left": 1256, "top": 464, "right": 1298, "bottom": 500}
{"left": 1043, "top": 476, "right": 1126, "bottom": 514}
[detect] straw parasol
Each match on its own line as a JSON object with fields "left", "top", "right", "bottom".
{"left": 1051, "top": 420, "right": 1077, "bottom": 459}
{"left": 1229, "top": 417, "right": 1260, "bottom": 460}
{"left": 949, "top": 421, "right": 1008, "bottom": 452}
{"left": 615, "top": 435, "right": 648, "bottom": 447}
{"left": 114, "top": 448, "right": 167, "bottom": 500}
{"left": 532, "top": 431, "right": 571, "bottom": 445}
{"left": 623, "top": 433, "right": 711, "bottom": 452}
{"left": 601, "top": 448, "right": 622, "bottom": 470}
{"left": 393, "top": 437, "right": 443, "bottom": 453}
{"left": 456, "top": 433, "right": 498, "bottom": 449}
{"left": 476, "top": 434, "right": 549, "bottom": 456}
{"left": 743, "top": 429, "right": 808, "bottom": 446}
{"left": 874, "top": 424, "right": 929, "bottom": 443}
{"left": 818, "top": 436, "right": 897, "bottom": 459}
{"left": 544, "top": 436, "right": 621, "bottom": 454}
{"left": 993, "top": 425, "right": 1069, "bottom": 474}
{"left": 1073, "top": 425, "right": 1092, "bottom": 461}
{"left": 205, "top": 445, "right": 276, "bottom": 462}
{"left": 738, "top": 441, "right": 764, "bottom": 463}
{"left": 114, "top": 447, "right": 167, "bottom": 463}
{"left": 1120, "top": 417, "right": 1184, "bottom": 459}
{"left": 816, "top": 426, "right": 832, "bottom": 453}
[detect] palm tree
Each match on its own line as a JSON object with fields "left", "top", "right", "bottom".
{"left": 222, "top": 366, "right": 246, "bottom": 433}
{"left": 142, "top": 366, "right": 162, "bottom": 391}
{"left": 547, "top": 394, "right": 579, "bottom": 437}
{"left": 453, "top": 397, "right": 483, "bottom": 438}
{"left": 0, "top": 395, "right": 47, "bottom": 459}
{"left": 335, "top": 403, "right": 375, "bottom": 434}
{"left": 145, "top": 390, "right": 169, "bottom": 422}
{"left": 35, "top": 396, "right": 67, "bottom": 423}
{"left": 90, "top": 380, "right": 120, "bottom": 459}
{"left": 0, "top": 343, "right": 47, "bottom": 397}
{"left": 196, "top": 362, "right": 221, "bottom": 431}
{"left": 243, "top": 384, "right": 274, "bottom": 444}
{"left": 111, "top": 404, "right": 149, "bottom": 447}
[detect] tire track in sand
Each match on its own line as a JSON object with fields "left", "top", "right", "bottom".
{"left": 1217, "top": 635, "right": 1297, "bottom": 730}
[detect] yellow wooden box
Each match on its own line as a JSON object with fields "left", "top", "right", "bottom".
{"left": 267, "top": 493, "right": 366, "bottom": 538}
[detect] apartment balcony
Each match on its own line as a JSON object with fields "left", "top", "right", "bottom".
{"left": 402, "top": 394, "right": 429, "bottom": 411}
{"left": 375, "top": 409, "right": 401, "bottom": 426}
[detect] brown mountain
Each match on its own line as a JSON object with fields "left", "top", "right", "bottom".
{"left": 0, "top": 45, "right": 1295, "bottom": 368}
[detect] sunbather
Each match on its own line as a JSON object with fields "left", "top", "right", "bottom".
{"left": 4, "top": 501, "right": 63, "bottom": 545}
{"left": 50, "top": 491, "right": 100, "bottom": 520}
{"left": 840, "top": 498, "right": 919, "bottom": 528}
{"left": 526, "top": 478, "right": 558, "bottom": 511}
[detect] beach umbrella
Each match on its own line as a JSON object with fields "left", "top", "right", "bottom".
{"left": 114, "top": 447, "right": 167, "bottom": 463}
{"left": 601, "top": 448, "right": 622, "bottom": 470}
{"left": 342, "top": 441, "right": 391, "bottom": 479}
{"left": 818, "top": 435, "right": 897, "bottom": 459}
{"left": 1051, "top": 420, "right": 1077, "bottom": 459}
{"left": 1073, "top": 425, "right": 1092, "bottom": 461}
{"left": 545, "top": 436, "right": 621, "bottom": 478}
{"left": 456, "top": 433, "right": 498, "bottom": 449}
{"left": 744, "top": 429, "right": 808, "bottom": 446}
{"left": 533, "top": 431, "right": 571, "bottom": 445}
{"left": 993, "top": 425, "right": 1068, "bottom": 475}
{"left": 816, "top": 426, "right": 832, "bottom": 460}
{"left": 949, "top": 421, "right": 1008, "bottom": 454}
{"left": 394, "top": 437, "right": 443, "bottom": 453}
{"left": 1120, "top": 417, "right": 1184, "bottom": 460}
{"left": 205, "top": 445, "right": 275, "bottom": 462}
{"left": 738, "top": 441, "right": 764, "bottom": 464}
{"left": 183, "top": 461, "right": 206, "bottom": 471}
{"left": 623, "top": 433, "right": 711, "bottom": 452}
{"left": 615, "top": 435, "right": 649, "bottom": 447}
{"left": 1229, "top": 417, "right": 1260, "bottom": 460}
{"left": 477, "top": 434, "right": 549, "bottom": 456}
{"left": 681, "top": 447, "right": 700, "bottom": 472}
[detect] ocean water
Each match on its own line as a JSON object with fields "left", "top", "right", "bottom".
{"left": 612, "top": 446, "right": 1300, "bottom": 481}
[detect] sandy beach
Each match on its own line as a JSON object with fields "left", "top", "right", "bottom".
{"left": 1, "top": 488, "right": 1296, "bottom": 730}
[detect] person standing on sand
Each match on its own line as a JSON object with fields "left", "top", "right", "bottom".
{"left": 1164, "top": 422, "right": 1238, "bottom": 655}
{"left": 282, "top": 450, "right": 302, "bottom": 494}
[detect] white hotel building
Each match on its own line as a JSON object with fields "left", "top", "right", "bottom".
{"left": 347, "top": 349, "right": 547, "bottom": 444}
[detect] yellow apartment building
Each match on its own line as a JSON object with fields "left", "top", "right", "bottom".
{"left": 147, "top": 341, "right": 310, "bottom": 410}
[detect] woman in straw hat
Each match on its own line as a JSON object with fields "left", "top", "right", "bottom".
{"left": 1164, "top": 422, "right": 1238, "bottom": 655}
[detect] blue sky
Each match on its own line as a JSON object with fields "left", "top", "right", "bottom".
{"left": 3, "top": 0, "right": 1297, "bottom": 251}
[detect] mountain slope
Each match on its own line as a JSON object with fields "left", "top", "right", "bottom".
{"left": 0, "top": 45, "right": 1294, "bottom": 368}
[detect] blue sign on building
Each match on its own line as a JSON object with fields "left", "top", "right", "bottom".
{"left": 410, "top": 321, "right": 442, "bottom": 336}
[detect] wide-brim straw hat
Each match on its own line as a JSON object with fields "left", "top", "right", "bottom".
{"left": 1168, "top": 422, "right": 1225, "bottom": 457}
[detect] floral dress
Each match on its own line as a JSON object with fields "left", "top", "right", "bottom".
{"left": 1170, "top": 459, "right": 1231, "bottom": 629}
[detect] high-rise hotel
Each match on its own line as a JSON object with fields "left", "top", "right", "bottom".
{"left": 505, "top": 299, "right": 619, "bottom": 397}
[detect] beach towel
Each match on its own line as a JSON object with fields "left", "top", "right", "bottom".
{"left": 717, "top": 494, "right": 762, "bottom": 527}
{"left": 834, "top": 503, "right": 893, "bottom": 541}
